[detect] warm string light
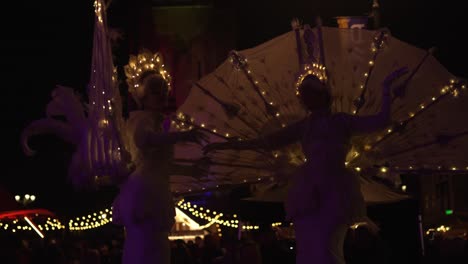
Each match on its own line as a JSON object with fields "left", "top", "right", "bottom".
{"left": 271, "top": 222, "right": 282, "bottom": 227}
{"left": 68, "top": 208, "right": 112, "bottom": 231}
{"left": 0, "top": 217, "right": 65, "bottom": 234}
{"left": 93, "top": 0, "right": 103, "bottom": 23}
{"left": 177, "top": 200, "right": 259, "bottom": 230}
{"left": 95, "top": 68, "right": 118, "bottom": 115}
{"left": 368, "top": 79, "right": 466, "bottom": 155}
{"left": 353, "top": 31, "right": 388, "bottom": 115}
{"left": 229, "top": 51, "right": 283, "bottom": 119}
{"left": 172, "top": 112, "right": 230, "bottom": 140}
{"left": 426, "top": 225, "right": 452, "bottom": 235}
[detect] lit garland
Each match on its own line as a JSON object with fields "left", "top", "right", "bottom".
{"left": 229, "top": 50, "right": 282, "bottom": 118}
{"left": 93, "top": 0, "right": 103, "bottom": 24}
{"left": 271, "top": 222, "right": 283, "bottom": 227}
{"left": 0, "top": 217, "right": 66, "bottom": 235}
{"left": 172, "top": 112, "right": 231, "bottom": 139}
{"left": 177, "top": 200, "right": 259, "bottom": 230}
{"left": 355, "top": 79, "right": 467, "bottom": 173}
{"left": 430, "top": 225, "right": 451, "bottom": 234}
{"left": 68, "top": 208, "right": 112, "bottom": 231}
{"left": 425, "top": 225, "right": 460, "bottom": 236}
{"left": 2, "top": 206, "right": 402, "bottom": 234}
{"left": 352, "top": 30, "right": 389, "bottom": 115}
{"left": 370, "top": 79, "right": 465, "bottom": 148}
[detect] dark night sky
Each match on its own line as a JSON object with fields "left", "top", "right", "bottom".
{"left": 4, "top": 0, "right": 467, "bottom": 215}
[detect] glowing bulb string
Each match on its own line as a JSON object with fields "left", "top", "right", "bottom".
{"left": 177, "top": 200, "right": 259, "bottom": 230}
{"left": 219, "top": 90, "right": 275, "bottom": 135}
{"left": 256, "top": 73, "right": 295, "bottom": 117}
{"left": 370, "top": 79, "right": 465, "bottom": 149}
{"left": 171, "top": 112, "right": 250, "bottom": 140}
{"left": 229, "top": 51, "right": 270, "bottom": 107}
{"left": 212, "top": 74, "right": 267, "bottom": 135}
{"left": 354, "top": 30, "right": 388, "bottom": 115}
{"left": 181, "top": 111, "right": 253, "bottom": 140}
{"left": 93, "top": 0, "right": 104, "bottom": 24}
{"left": 172, "top": 116, "right": 229, "bottom": 140}
{"left": 0, "top": 217, "right": 66, "bottom": 235}
{"left": 229, "top": 51, "right": 280, "bottom": 119}
{"left": 68, "top": 208, "right": 112, "bottom": 231}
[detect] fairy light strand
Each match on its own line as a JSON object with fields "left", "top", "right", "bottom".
{"left": 370, "top": 79, "right": 465, "bottom": 149}
{"left": 229, "top": 51, "right": 282, "bottom": 119}
{"left": 68, "top": 208, "right": 113, "bottom": 231}
{"left": 353, "top": 30, "right": 388, "bottom": 115}
{"left": 172, "top": 112, "right": 230, "bottom": 140}
{"left": 177, "top": 200, "right": 259, "bottom": 230}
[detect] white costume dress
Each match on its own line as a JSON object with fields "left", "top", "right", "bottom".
{"left": 112, "top": 111, "right": 175, "bottom": 264}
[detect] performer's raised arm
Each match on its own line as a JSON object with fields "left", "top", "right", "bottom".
{"left": 343, "top": 67, "right": 408, "bottom": 134}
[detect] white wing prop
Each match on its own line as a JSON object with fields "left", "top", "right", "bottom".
{"left": 173, "top": 22, "right": 467, "bottom": 201}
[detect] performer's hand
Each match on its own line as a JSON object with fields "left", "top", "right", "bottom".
{"left": 383, "top": 66, "right": 409, "bottom": 95}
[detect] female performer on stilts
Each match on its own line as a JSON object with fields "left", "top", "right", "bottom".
{"left": 204, "top": 64, "right": 408, "bottom": 263}
{"left": 112, "top": 51, "right": 207, "bottom": 264}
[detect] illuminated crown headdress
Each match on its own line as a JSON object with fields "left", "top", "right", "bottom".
{"left": 295, "top": 63, "right": 328, "bottom": 94}
{"left": 124, "top": 51, "right": 172, "bottom": 105}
